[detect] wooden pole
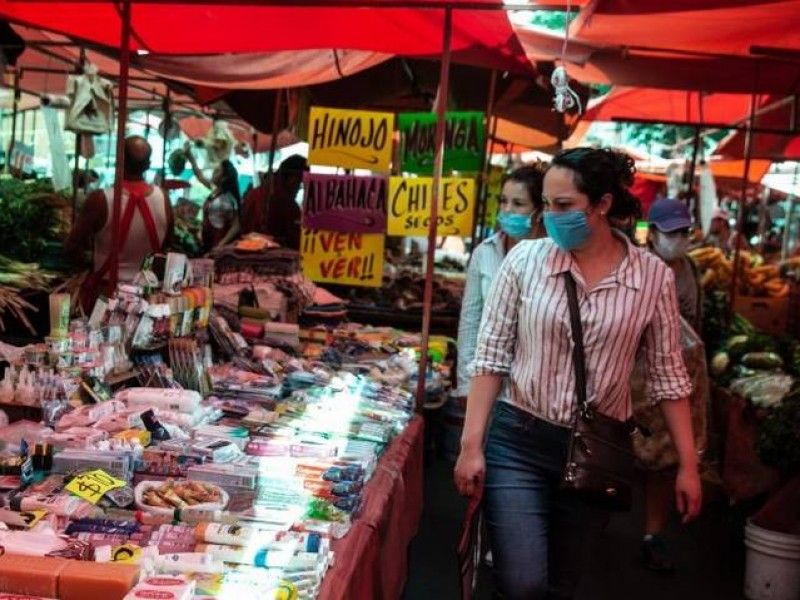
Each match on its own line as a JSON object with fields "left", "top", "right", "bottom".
{"left": 477, "top": 114, "right": 499, "bottom": 245}
{"left": 108, "top": 0, "right": 133, "bottom": 291}
{"left": 471, "top": 69, "right": 497, "bottom": 247}
{"left": 415, "top": 6, "right": 452, "bottom": 412}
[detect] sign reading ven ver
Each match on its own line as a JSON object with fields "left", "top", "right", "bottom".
{"left": 302, "top": 173, "right": 387, "bottom": 234}
{"left": 308, "top": 107, "right": 394, "bottom": 172}
{"left": 301, "top": 229, "right": 385, "bottom": 287}
{"left": 398, "top": 111, "right": 485, "bottom": 175}
{"left": 388, "top": 177, "right": 475, "bottom": 237}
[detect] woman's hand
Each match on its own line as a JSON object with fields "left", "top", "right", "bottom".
{"left": 675, "top": 464, "right": 702, "bottom": 523}
{"left": 454, "top": 446, "right": 485, "bottom": 497}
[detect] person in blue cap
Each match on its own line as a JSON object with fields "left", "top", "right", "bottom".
{"left": 638, "top": 197, "right": 704, "bottom": 574}
{"left": 648, "top": 197, "right": 702, "bottom": 333}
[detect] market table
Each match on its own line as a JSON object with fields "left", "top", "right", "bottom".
{"left": 318, "top": 416, "right": 425, "bottom": 600}
{"left": 713, "top": 386, "right": 780, "bottom": 502}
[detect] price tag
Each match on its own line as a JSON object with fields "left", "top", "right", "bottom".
{"left": 65, "top": 469, "right": 126, "bottom": 504}
{"left": 20, "top": 509, "right": 48, "bottom": 528}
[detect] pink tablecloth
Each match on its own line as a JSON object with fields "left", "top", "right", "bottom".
{"left": 318, "top": 416, "right": 425, "bottom": 600}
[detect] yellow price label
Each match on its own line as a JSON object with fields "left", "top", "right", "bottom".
{"left": 20, "top": 510, "right": 47, "bottom": 528}
{"left": 65, "top": 469, "right": 125, "bottom": 504}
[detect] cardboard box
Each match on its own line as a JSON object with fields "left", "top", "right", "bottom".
{"left": 733, "top": 295, "right": 789, "bottom": 336}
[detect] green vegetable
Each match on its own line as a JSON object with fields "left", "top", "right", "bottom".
{"left": 741, "top": 352, "right": 784, "bottom": 370}
{"left": 710, "top": 352, "right": 730, "bottom": 377}
{"left": 0, "top": 178, "right": 62, "bottom": 263}
{"left": 726, "top": 335, "right": 750, "bottom": 359}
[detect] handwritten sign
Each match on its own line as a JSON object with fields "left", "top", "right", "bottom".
{"left": 302, "top": 173, "right": 388, "bottom": 234}
{"left": 308, "top": 106, "right": 394, "bottom": 172}
{"left": 301, "top": 229, "right": 385, "bottom": 287}
{"left": 484, "top": 166, "right": 505, "bottom": 229}
{"left": 9, "top": 141, "right": 34, "bottom": 174}
{"left": 387, "top": 177, "right": 475, "bottom": 237}
{"left": 66, "top": 469, "right": 126, "bottom": 504}
{"left": 397, "top": 111, "right": 485, "bottom": 175}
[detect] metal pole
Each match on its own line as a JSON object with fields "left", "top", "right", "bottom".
{"left": 687, "top": 125, "right": 701, "bottom": 221}
{"left": 728, "top": 90, "right": 758, "bottom": 324}
{"left": 471, "top": 69, "right": 498, "bottom": 247}
{"left": 262, "top": 89, "right": 283, "bottom": 231}
{"left": 160, "top": 92, "right": 169, "bottom": 184}
{"left": 781, "top": 163, "right": 798, "bottom": 261}
{"left": 71, "top": 133, "right": 82, "bottom": 222}
{"left": 109, "top": 0, "right": 133, "bottom": 291}
{"left": 415, "top": 6, "right": 452, "bottom": 412}
{"left": 6, "top": 70, "right": 20, "bottom": 174}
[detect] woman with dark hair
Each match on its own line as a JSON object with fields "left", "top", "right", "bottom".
{"left": 454, "top": 148, "right": 701, "bottom": 599}
{"left": 457, "top": 163, "right": 547, "bottom": 404}
{"left": 185, "top": 147, "right": 242, "bottom": 254}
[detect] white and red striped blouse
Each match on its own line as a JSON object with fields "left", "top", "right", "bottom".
{"left": 473, "top": 234, "right": 692, "bottom": 425}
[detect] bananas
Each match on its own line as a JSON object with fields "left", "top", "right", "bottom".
{"left": 689, "top": 246, "right": 791, "bottom": 297}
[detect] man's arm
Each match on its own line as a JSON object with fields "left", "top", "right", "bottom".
{"left": 65, "top": 190, "right": 107, "bottom": 266}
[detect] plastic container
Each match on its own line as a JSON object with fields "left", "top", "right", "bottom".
{"left": 744, "top": 520, "right": 800, "bottom": 600}
{"left": 134, "top": 481, "right": 229, "bottom": 517}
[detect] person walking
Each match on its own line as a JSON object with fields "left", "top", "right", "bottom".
{"left": 454, "top": 148, "right": 702, "bottom": 599}
{"left": 637, "top": 197, "right": 705, "bottom": 573}
{"left": 456, "top": 164, "right": 547, "bottom": 404}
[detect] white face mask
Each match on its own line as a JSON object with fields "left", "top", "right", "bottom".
{"left": 652, "top": 230, "right": 690, "bottom": 261}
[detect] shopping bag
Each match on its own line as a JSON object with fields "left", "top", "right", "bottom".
{"left": 457, "top": 487, "right": 483, "bottom": 600}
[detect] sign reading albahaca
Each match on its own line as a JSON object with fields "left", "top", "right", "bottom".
{"left": 397, "top": 111, "right": 485, "bottom": 175}
{"left": 308, "top": 106, "right": 395, "bottom": 172}
{"left": 301, "top": 229, "right": 384, "bottom": 287}
{"left": 302, "top": 173, "right": 387, "bottom": 234}
{"left": 387, "top": 177, "right": 475, "bottom": 237}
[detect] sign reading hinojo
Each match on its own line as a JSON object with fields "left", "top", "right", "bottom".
{"left": 301, "top": 229, "right": 384, "bottom": 287}
{"left": 397, "top": 111, "right": 485, "bottom": 175}
{"left": 302, "top": 173, "right": 387, "bottom": 234}
{"left": 387, "top": 177, "right": 475, "bottom": 237}
{"left": 308, "top": 107, "right": 394, "bottom": 172}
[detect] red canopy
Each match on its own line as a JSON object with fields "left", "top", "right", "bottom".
{"left": 584, "top": 88, "right": 765, "bottom": 126}
{"left": 0, "top": 1, "right": 533, "bottom": 74}
{"left": 571, "top": 0, "right": 800, "bottom": 57}
{"left": 717, "top": 99, "right": 800, "bottom": 161}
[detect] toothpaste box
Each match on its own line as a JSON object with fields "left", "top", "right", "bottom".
{"left": 123, "top": 575, "right": 195, "bottom": 600}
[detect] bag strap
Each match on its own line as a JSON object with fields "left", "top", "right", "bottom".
{"left": 564, "top": 272, "right": 589, "bottom": 414}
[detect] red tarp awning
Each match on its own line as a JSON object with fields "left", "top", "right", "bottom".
{"left": 717, "top": 99, "right": 800, "bottom": 161}
{"left": 583, "top": 88, "right": 764, "bottom": 125}
{"left": 0, "top": 1, "right": 534, "bottom": 74}
{"left": 571, "top": 0, "right": 800, "bottom": 57}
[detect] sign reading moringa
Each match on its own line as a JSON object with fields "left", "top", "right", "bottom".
{"left": 301, "top": 173, "right": 387, "bottom": 234}
{"left": 387, "top": 176, "right": 476, "bottom": 237}
{"left": 301, "top": 229, "right": 384, "bottom": 287}
{"left": 308, "top": 106, "right": 394, "bottom": 172}
{"left": 397, "top": 111, "right": 485, "bottom": 175}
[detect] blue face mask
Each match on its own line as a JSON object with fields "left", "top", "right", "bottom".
{"left": 543, "top": 211, "right": 593, "bottom": 251}
{"left": 497, "top": 211, "right": 532, "bottom": 239}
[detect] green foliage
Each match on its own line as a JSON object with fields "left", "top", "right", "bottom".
{"left": 527, "top": 9, "right": 576, "bottom": 32}
{"left": 0, "top": 178, "right": 60, "bottom": 263}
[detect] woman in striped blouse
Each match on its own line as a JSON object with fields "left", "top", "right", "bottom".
{"left": 456, "top": 164, "right": 548, "bottom": 403}
{"left": 454, "top": 148, "right": 702, "bottom": 599}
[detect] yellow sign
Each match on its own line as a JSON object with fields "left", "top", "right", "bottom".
{"left": 387, "top": 177, "right": 475, "bottom": 237}
{"left": 20, "top": 510, "right": 48, "bottom": 528}
{"left": 484, "top": 166, "right": 504, "bottom": 229}
{"left": 66, "top": 469, "right": 126, "bottom": 504}
{"left": 308, "top": 106, "right": 395, "bottom": 172}
{"left": 301, "top": 229, "right": 384, "bottom": 287}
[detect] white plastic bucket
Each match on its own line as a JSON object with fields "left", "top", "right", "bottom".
{"left": 744, "top": 520, "right": 800, "bottom": 600}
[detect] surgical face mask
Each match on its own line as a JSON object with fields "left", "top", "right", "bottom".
{"left": 497, "top": 211, "right": 533, "bottom": 239}
{"left": 652, "top": 231, "right": 690, "bottom": 261}
{"left": 543, "top": 211, "right": 592, "bottom": 251}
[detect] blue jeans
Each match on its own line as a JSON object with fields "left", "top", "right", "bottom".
{"left": 484, "top": 402, "right": 611, "bottom": 600}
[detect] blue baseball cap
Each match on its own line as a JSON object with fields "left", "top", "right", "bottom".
{"left": 647, "top": 198, "right": 693, "bottom": 233}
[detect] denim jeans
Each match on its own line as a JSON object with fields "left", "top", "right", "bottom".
{"left": 484, "top": 402, "right": 611, "bottom": 600}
